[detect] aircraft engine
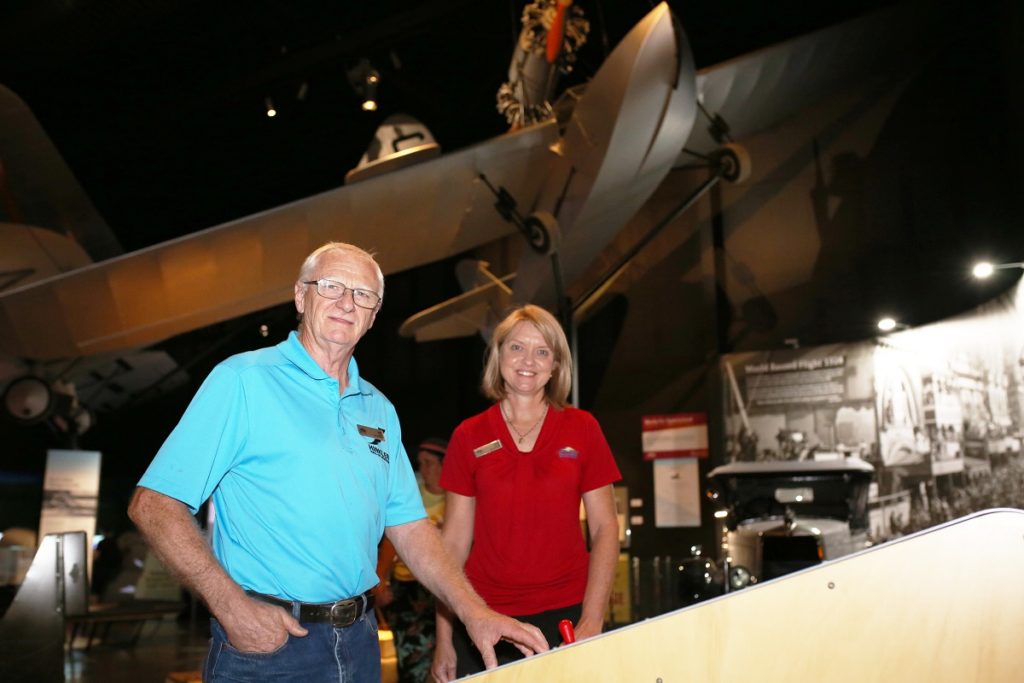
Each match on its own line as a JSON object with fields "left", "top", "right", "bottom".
{"left": 497, "top": 0, "right": 589, "bottom": 128}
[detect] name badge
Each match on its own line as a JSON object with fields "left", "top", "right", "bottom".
{"left": 473, "top": 440, "right": 502, "bottom": 458}
{"left": 358, "top": 425, "right": 386, "bottom": 444}
{"left": 559, "top": 447, "right": 578, "bottom": 459}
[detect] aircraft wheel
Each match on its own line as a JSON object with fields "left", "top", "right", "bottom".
{"left": 715, "top": 143, "right": 752, "bottom": 184}
{"left": 523, "top": 211, "right": 560, "bottom": 254}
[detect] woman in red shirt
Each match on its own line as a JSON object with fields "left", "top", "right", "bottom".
{"left": 431, "top": 305, "right": 621, "bottom": 681}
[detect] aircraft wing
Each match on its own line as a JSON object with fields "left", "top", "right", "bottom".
{"left": 685, "top": 0, "right": 946, "bottom": 159}
{"left": 0, "top": 120, "right": 558, "bottom": 361}
{"left": 0, "top": 85, "right": 122, "bottom": 262}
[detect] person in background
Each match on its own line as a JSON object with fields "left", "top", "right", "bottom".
{"left": 431, "top": 304, "right": 621, "bottom": 681}
{"left": 128, "top": 242, "right": 547, "bottom": 683}
{"left": 90, "top": 531, "right": 122, "bottom": 601}
{"left": 375, "top": 437, "right": 448, "bottom": 683}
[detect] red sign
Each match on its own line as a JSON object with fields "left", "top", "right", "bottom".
{"left": 641, "top": 412, "right": 708, "bottom": 460}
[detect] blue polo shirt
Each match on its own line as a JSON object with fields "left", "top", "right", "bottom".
{"left": 138, "top": 331, "right": 425, "bottom": 602}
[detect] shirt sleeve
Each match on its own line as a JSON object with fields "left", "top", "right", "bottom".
{"left": 382, "top": 408, "right": 427, "bottom": 527}
{"left": 439, "top": 422, "right": 476, "bottom": 497}
{"left": 580, "top": 410, "right": 622, "bottom": 493}
{"left": 137, "top": 364, "right": 249, "bottom": 513}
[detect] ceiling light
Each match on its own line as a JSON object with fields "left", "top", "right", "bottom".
{"left": 972, "top": 260, "right": 1023, "bottom": 279}
{"left": 265, "top": 97, "right": 276, "bottom": 118}
{"left": 361, "top": 69, "right": 379, "bottom": 111}
{"left": 347, "top": 59, "right": 380, "bottom": 113}
{"left": 877, "top": 317, "right": 909, "bottom": 332}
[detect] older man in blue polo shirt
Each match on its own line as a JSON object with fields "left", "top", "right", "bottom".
{"left": 129, "top": 242, "right": 547, "bottom": 682}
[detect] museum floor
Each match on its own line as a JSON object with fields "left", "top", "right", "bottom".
{"left": 65, "top": 616, "right": 207, "bottom": 683}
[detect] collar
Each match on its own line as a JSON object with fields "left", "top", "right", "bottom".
{"left": 279, "top": 331, "right": 370, "bottom": 396}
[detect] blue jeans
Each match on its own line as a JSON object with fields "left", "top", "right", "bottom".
{"left": 204, "top": 609, "right": 381, "bottom": 683}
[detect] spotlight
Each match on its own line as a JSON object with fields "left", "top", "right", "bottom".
{"left": 348, "top": 59, "right": 380, "bottom": 113}
{"left": 361, "top": 69, "right": 379, "bottom": 111}
{"left": 972, "top": 260, "right": 1023, "bottom": 279}
{"left": 265, "top": 97, "right": 277, "bottom": 118}
{"left": 877, "top": 317, "right": 908, "bottom": 333}
{"left": 972, "top": 261, "right": 994, "bottom": 279}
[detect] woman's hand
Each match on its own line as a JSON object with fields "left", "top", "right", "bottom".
{"left": 430, "top": 635, "right": 458, "bottom": 682}
{"left": 571, "top": 614, "right": 604, "bottom": 642}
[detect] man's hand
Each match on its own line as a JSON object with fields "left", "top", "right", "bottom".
{"left": 219, "top": 596, "right": 309, "bottom": 653}
{"left": 462, "top": 605, "right": 549, "bottom": 670}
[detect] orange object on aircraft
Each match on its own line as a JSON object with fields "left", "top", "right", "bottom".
{"left": 545, "top": 0, "right": 573, "bottom": 64}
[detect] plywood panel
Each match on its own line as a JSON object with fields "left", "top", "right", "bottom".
{"left": 469, "top": 509, "right": 1024, "bottom": 683}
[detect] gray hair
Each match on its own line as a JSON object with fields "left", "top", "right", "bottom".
{"left": 297, "top": 242, "right": 385, "bottom": 299}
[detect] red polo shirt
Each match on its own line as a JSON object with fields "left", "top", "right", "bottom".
{"left": 441, "top": 403, "right": 621, "bottom": 615}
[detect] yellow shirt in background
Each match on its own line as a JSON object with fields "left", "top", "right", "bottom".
{"left": 392, "top": 482, "right": 445, "bottom": 582}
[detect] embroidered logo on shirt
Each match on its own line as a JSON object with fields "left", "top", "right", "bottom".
{"left": 559, "top": 447, "right": 578, "bottom": 459}
{"left": 368, "top": 443, "right": 389, "bottom": 463}
{"left": 358, "top": 424, "right": 386, "bottom": 444}
{"left": 473, "top": 440, "right": 502, "bottom": 458}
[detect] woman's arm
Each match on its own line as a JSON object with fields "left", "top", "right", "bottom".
{"left": 575, "top": 484, "right": 619, "bottom": 641}
{"left": 431, "top": 491, "right": 476, "bottom": 682}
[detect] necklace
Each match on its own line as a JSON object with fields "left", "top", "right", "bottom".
{"left": 501, "top": 402, "right": 548, "bottom": 445}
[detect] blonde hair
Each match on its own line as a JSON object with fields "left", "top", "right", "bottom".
{"left": 481, "top": 304, "right": 572, "bottom": 408}
{"left": 298, "top": 242, "right": 385, "bottom": 300}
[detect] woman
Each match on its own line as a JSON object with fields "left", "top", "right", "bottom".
{"left": 431, "top": 305, "right": 621, "bottom": 681}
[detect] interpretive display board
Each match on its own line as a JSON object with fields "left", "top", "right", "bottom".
{"left": 643, "top": 413, "right": 707, "bottom": 527}
{"left": 721, "top": 279, "right": 1024, "bottom": 539}
{"left": 38, "top": 449, "right": 101, "bottom": 573}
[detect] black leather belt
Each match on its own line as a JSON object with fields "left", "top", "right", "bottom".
{"left": 247, "top": 591, "right": 374, "bottom": 628}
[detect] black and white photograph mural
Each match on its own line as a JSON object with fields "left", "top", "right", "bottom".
{"left": 722, "top": 278, "right": 1024, "bottom": 540}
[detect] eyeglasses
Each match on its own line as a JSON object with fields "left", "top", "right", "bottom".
{"left": 303, "top": 278, "right": 381, "bottom": 309}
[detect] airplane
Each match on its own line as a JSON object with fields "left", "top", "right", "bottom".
{"left": 0, "top": 1, "right": 937, "bottom": 431}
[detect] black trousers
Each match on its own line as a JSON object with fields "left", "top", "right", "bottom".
{"left": 451, "top": 602, "right": 582, "bottom": 678}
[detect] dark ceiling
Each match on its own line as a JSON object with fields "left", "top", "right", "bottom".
{"left": 8, "top": 0, "right": 1021, "bottom": 533}
{"left": 0, "top": 0, "right": 898, "bottom": 252}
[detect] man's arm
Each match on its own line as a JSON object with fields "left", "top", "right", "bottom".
{"left": 127, "top": 487, "right": 307, "bottom": 651}
{"left": 385, "top": 516, "right": 548, "bottom": 673}
{"left": 575, "top": 484, "right": 619, "bottom": 641}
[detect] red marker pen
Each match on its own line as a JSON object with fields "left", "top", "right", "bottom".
{"left": 558, "top": 619, "right": 576, "bottom": 644}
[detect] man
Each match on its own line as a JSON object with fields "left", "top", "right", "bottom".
{"left": 129, "top": 242, "right": 547, "bottom": 682}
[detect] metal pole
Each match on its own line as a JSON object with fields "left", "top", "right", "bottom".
{"left": 573, "top": 170, "right": 724, "bottom": 314}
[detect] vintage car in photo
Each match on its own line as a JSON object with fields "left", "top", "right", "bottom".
{"left": 706, "top": 458, "right": 875, "bottom": 584}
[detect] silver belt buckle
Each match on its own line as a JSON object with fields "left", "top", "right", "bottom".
{"left": 329, "top": 597, "right": 359, "bottom": 627}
